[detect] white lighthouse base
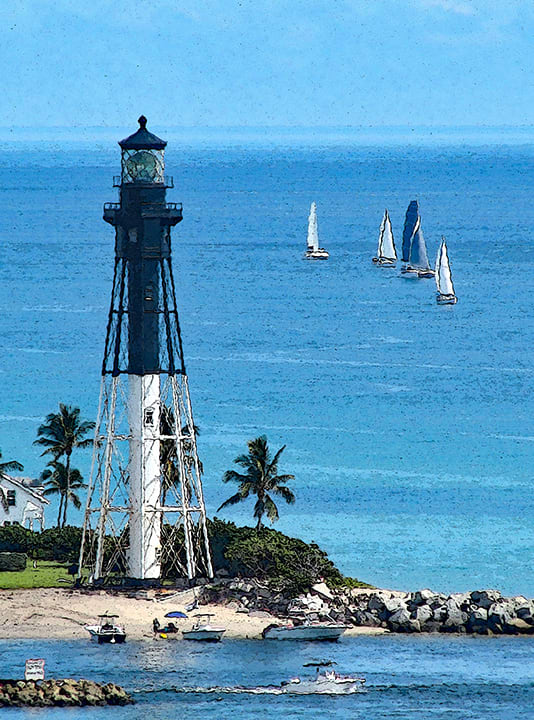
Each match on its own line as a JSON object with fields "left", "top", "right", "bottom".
{"left": 128, "top": 374, "right": 161, "bottom": 579}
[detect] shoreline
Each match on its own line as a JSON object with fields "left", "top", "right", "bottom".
{"left": 0, "top": 588, "right": 386, "bottom": 641}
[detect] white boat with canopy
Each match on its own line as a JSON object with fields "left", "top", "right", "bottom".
{"left": 401, "top": 216, "right": 435, "bottom": 278}
{"left": 280, "top": 662, "right": 366, "bottom": 695}
{"left": 305, "top": 202, "right": 329, "bottom": 259}
{"left": 435, "top": 237, "right": 458, "bottom": 304}
{"left": 372, "top": 209, "right": 396, "bottom": 266}
{"left": 182, "top": 613, "right": 226, "bottom": 642}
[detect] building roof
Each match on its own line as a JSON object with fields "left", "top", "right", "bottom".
{"left": 0, "top": 474, "right": 49, "bottom": 505}
{"left": 119, "top": 116, "right": 167, "bottom": 150}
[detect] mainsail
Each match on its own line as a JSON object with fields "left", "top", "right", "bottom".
{"left": 435, "top": 238, "right": 455, "bottom": 296}
{"left": 402, "top": 200, "right": 419, "bottom": 262}
{"left": 379, "top": 209, "right": 396, "bottom": 260}
{"left": 307, "top": 202, "right": 319, "bottom": 252}
{"left": 408, "top": 216, "right": 431, "bottom": 270}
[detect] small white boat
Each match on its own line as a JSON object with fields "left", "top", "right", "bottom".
{"left": 84, "top": 614, "right": 126, "bottom": 644}
{"left": 372, "top": 209, "right": 397, "bottom": 266}
{"left": 280, "top": 662, "right": 366, "bottom": 695}
{"left": 435, "top": 236, "right": 458, "bottom": 304}
{"left": 182, "top": 613, "right": 226, "bottom": 642}
{"left": 401, "top": 215, "right": 435, "bottom": 278}
{"left": 262, "top": 618, "right": 347, "bottom": 641}
{"left": 305, "top": 202, "right": 329, "bottom": 259}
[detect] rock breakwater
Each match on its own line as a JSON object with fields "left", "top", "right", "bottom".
{"left": 0, "top": 679, "right": 133, "bottom": 707}
{"left": 200, "top": 579, "right": 534, "bottom": 635}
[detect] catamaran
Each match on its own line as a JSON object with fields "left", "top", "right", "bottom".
{"left": 372, "top": 209, "right": 397, "bottom": 266}
{"left": 305, "top": 202, "right": 329, "bottom": 259}
{"left": 401, "top": 216, "right": 435, "bottom": 278}
{"left": 435, "top": 237, "right": 458, "bottom": 304}
{"left": 401, "top": 200, "right": 419, "bottom": 265}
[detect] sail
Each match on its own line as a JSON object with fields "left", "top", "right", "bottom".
{"left": 401, "top": 200, "right": 419, "bottom": 262}
{"left": 436, "top": 238, "right": 455, "bottom": 296}
{"left": 380, "top": 210, "right": 396, "bottom": 260}
{"left": 377, "top": 212, "right": 386, "bottom": 257}
{"left": 408, "top": 216, "right": 430, "bottom": 270}
{"left": 307, "top": 202, "right": 319, "bottom": 252}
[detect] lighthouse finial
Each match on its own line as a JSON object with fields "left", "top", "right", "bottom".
{"left": 138, "top": 115, "right": 147, "bottom": 129}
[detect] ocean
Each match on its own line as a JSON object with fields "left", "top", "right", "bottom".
{"left": 2, "top": 635, "right": 534, "bottom": 719}
{"left": 0, "top": 134, "right": 533, "bottom": 601}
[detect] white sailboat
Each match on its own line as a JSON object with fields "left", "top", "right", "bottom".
{"left": 305, "top": 202, "right": 329, "bottom": 259}
{"left": 372, "top": 209, "right": 396, "bottom": 266}
{"left": 435, "top": 237, "right": 458, "bottom": 304}
{"left": 401, "top": 216, "right": 435, "bottom": 278}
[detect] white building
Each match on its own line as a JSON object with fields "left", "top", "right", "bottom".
{"left": 0, "top": 475, "right": 49, "bottom": 531}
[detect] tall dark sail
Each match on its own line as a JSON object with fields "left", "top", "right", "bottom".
{"left": 401, "top": 200, "right": 419, "bottom": 262}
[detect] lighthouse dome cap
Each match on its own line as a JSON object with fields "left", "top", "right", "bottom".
{"left": 119, "top": 116, "right": 167, "bottom": 150}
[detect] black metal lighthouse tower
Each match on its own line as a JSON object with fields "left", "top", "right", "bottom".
{"left": 79, "top": 117, "right": 213, "bottom": 583}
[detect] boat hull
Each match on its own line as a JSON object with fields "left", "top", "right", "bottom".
{"left": 182, "top": 629, "right": 225, "bottom": 642}
{"left": 305, "top": 249, "right": 329, "bottom": 259}
{"left": 282, "top": 679, "right": 364, "bottom": 695}
{"left": 437, "top": 294, "right": 458, "bottom": 304}
{"left": 86, "top": 629, "right": 126, "bottom": 644}
{"left": 263, "top": 624, "right": 346, "bottom": 641}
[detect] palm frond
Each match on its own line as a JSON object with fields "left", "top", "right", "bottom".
{"left": 263, "top": 494, "right": 280, "bottom": 523}
{"left": 222, "top": 469, "right": 254, "bottom": 485}
{"left": 270, "top": 485, "right": 296, "bottom": 504}
{"left": 217, "top": 491, "right": 248, "bottom": 512}
{"left": 265, "top": 443, "right": 286, "bottom": 478}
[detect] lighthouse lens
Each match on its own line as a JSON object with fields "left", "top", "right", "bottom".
{"left": 125, "top": 151, "right": 158, "bottom": 181}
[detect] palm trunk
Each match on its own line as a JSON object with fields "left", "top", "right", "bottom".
{"left": 57, "top": 494, "right": 64, "bottom": 528}
{"left": 62, "top": 452, "right": 71, "bottom": 528}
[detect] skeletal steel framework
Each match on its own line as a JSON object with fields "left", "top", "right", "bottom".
{"left": 79, "top": 117, "right": 213, "bottom": 583}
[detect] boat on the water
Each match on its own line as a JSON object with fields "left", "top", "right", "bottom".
{"left": 435, "top": 236, "right": 458, "bottom": 304}
{"left": 280, "top": 662, "right": 366, "bottom": 695}
{"left": 401, "top": 216, "right": 435, "bottom": 278}
{"left": 262, "top": 618, "right": 347, "bottom": 641}
{"left": 401, "top": 200, "right": 419, "bottom": 266}
{"left": 372, "top": 209, "right": 397, "bottom": 266}
{"left": 182, "top": 613, "right": 226, "bottom": 642}
{"left": 84, "top": 614, "right": 126, "bottom": 644}
{"left": 305, "top": 202, "right": 329, "bottom": 259}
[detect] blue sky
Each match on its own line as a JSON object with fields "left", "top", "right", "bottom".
{"left": 2, "top": 0, "right": 533, "bottom": 128}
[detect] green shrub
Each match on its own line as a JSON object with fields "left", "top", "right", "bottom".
{"left": 208, "top": 517, "right": 348, "bottom": 595}
{"left": 36, "top": 526, "right": 83, "bottom": 563}
{"left": 0, "top": 552, "right": 27, "bottom": 571}
{"left": 0, "top": 525, "right": 36, "bottom": 555}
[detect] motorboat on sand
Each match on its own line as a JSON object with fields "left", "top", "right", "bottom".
{"left": 182, "top": 613, "right": 226, "bottom": 642}
{"left": 262, "top": 617, "right": 347, "bottom": 641}
{"left": 84, "top": 614, "right": 126, "bottom": 644}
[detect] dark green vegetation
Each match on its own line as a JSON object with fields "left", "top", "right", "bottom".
{"left": 34, "top": 404, "right": 94, "bottom": 527}
{"left": 218, "top": 435, "right": 296, "bottom": 530}
{"left": 0, "top": 551, "right": 26, "bottom": 572}
{"left": 0, "top": 520, "right": 368, "bottom": 594}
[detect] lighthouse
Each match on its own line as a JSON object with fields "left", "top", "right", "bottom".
{"left": 79, "top": 117, "right": 213, "bottom": 583}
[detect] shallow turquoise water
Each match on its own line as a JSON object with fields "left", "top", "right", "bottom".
{"left": 0, "top": 140, "right": 533, "bottom": 595}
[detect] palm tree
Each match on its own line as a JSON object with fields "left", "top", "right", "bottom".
{"left": 41, "top": 461, "right": 86, "bottom": 528}
{"left": 34, "top": 404, "right": 94, "bottom": 526}
{"left": 218, "top": 435, "right": 296, "bottom": 530}
{"left": 0, "top": 449, "right": 23, "bottom": 476}
{"left": 160, "top": 405, "right": 201, "bottom": 505}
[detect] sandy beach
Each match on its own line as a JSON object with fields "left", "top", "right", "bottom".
{"left": 0, "top": 588, "right": 387, "bottom": 640}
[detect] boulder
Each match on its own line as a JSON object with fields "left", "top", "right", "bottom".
{"left": 411, "top": 604, "right": 433, "bottom": 626}
{"left": 470, "top": 589, "right": 502, "bottom": 609}
{"left": 412, "top": 588, "right": 435, "bottom": 606}
{"left": 388, "top": 608, "right": 420, "bottom": 633}
{"left": 312, "top": 582, "right": 334, "bottom": 601}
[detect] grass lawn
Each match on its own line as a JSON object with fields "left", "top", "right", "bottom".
{"left": 0, "top": 561, "right": 73, "bottom": 589}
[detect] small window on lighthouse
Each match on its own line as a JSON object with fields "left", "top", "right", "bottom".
{"left": 144, "top": 408, "right": 154, "bottom": 426}
{"left": 144, "top": 285, "right": 154, "bottom": 302}
{"left": 128, "top": 228, "right": 138, "bottom": 243}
